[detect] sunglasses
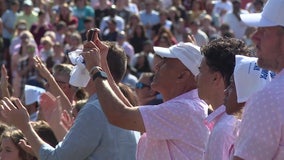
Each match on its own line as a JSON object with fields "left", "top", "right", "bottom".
{"left": 135, "top": 82, "right": 150, "bottom": 89}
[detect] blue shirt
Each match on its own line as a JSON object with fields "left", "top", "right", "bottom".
{"left": 72, "top": 6, "right": 95, "bottom": 32}
{"left": 139, "top": 10, "right": 160, "bottom": 38}
{"left": 39, "top": 94, "right": 137, "bottom": 160}
{"left": 1, "top": 9, "right": 17, "bottom": 39}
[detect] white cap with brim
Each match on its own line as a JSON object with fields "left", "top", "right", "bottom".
{"left": 234, "top": 55, "right": 274, "bottom": 103}
{"left": 154, "top": 42, "right": 203, "bottom": 76}
{"left": 240, "top": 0, "right": 284, "bottom": 27}
{"left": 24, "top": 85, "right": 46, "bottom": 105}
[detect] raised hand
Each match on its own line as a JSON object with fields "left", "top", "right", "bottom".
{"left": 39, "top": 92, "right": 61, "bottom": 124}
{"left": 185, "top": 33, "right": 197, "bottom": 45}
{"left": 60, "top": 110, "right": 74, "bottom": 130}
{"left": 33, "top": 56, "right": 52, "bottom": 80}
{"left": 0, "top": 97, "right": 30, "bottom": 130}
{"left": 18, "top": 138, "right": 36, "bottom": 157}
{"left": 81, "top": 28, "right": 102, "bottom": 71}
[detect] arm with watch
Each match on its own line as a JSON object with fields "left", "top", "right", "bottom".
{"left": 82, "top": 29, "right": 146, "bottom": 133}
{"left": 86, "top": 28, "right": 131, "bottom": 107}
{"left": 89, "top": 65, "right": 108, "bottom": 81}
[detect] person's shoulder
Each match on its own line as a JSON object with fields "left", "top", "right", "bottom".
{"left": 151, "top": 10, "right": 159, "bottom": 15}
{"left": 2, "top": 9, "right": 11, "bottom": 16}
{"left": 77, "top": 99, "right": 107, "bottom": 120}
{"left": 31, "top": 11, "right": 39, "bottom": 17}
{"left": 85, "top": 5, "right": 95, "bottom": 12}
{"left": 125, "top": 73, "right": 138, "bottom": 81}
{"left": 114, "top": 15, "right": 124, "bottom": 21}
{"left": 139, "top": 10, "right": 146, "bottom": 15}
{"left": 17, "top": 11, "right": 24, "bottom": 17}
{"left": 101, "top": 16, "right": 110, "bottom": 21}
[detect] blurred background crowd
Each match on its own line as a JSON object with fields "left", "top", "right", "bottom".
{"left": 0, "top": 0, "right": 269, "bottom": 159}
{"left": 0, "top": 0, "right": 266, "bottom": 100}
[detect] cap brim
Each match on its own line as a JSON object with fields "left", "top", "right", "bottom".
{"left": 240, "top": 13, "right": 277, "bottom": 27}
{"left": 153, "top": 46, "right": 175, "bottom": 58}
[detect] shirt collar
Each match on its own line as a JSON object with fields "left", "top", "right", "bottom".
{"left": 204, "top": 105, "right": 226, "bottom": 131}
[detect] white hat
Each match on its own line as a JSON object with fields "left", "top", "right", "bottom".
{"left": 23, "top": 0, "right": 33, "bottom": 6}
{"left": 234, "top": 55, "right": 275, "bottom": 103}
{"left": 153, "top": 42, "right": 203, "bottom": 76}
{"left": 24, "top": 85, "right": 46, "bottom": 105}
{"left": 240, "top": 0, "right": 284, "bottom": 27}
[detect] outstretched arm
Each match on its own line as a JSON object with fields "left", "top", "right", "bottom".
{"left": 82, "top": 29, "right": 145, "bottom": 132}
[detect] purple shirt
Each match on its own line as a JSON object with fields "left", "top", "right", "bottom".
{"left": 234, "top": 69, "right": 284, "bottom": 160}
{"left": 204, "top": 105, "right": 238, "bottom": 160}
{"left": 138, "top": 89, "right": 209, "bottom": 160}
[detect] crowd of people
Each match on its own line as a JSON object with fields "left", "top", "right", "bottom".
{"left": 0, "top": 0, "right": 283, "bottom": 160}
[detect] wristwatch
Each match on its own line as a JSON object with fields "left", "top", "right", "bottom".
{"left": 92, "top": 70, "right": 108, "bottom": 81}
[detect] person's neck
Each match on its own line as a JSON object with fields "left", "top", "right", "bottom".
{"left": 207, "top": 97, "right": 224, "bottom": 110}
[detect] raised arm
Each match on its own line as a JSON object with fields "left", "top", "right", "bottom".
{"left": 92, "top": 29, "right": 133, "bottom": 107}
{"left": 0, "top": 65, "right": 11, "bottom": 98}
{"left": 33, "top": 56, "right": 72, "bottom": 113}
{"left": 82, "top": 29, "right": 145, "bottom": 132}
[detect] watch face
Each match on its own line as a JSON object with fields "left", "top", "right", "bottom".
{"left": 100, "top": 71, "right": 108, "bottom": 79}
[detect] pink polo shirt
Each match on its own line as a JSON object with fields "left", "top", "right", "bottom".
{"left": 137, "top": 89, "right": 209, "bottom": 160}
{"left": 203, "top": 105, "right": 239, "bottom": 160}
{"left": 234, "top": 69, "right": 284, "bottom": 160}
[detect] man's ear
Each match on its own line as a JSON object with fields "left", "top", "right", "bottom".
{"left": 212, "top": 71, "right": 225, "bottom": 86}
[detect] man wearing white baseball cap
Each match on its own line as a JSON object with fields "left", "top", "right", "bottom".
{"left": 82, "top": 38, "right": 210, "bottom": 159}
{"left": 233, "top": 0, "right": 284, "bottom": 160}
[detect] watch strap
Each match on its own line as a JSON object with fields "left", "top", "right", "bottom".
{"left": 92, "top": 71, "right": 108, "bottom": 81}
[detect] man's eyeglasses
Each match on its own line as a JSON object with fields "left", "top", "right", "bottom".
{"left": 136, "top": 82, "right": 150, "bottom": 89}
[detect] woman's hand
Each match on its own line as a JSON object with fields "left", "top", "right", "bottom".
{"left": 0, "top": 98, "right": 30, "bottom": 130}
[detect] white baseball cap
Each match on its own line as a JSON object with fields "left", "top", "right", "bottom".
{"left": 240, "top": 0, "right": 284, "bottom": 27}
{"left": 24, "top": 85, "right": 46, "bottom": 105}
{"left": 153, "top": 42, "right": 203, "bottom": 76}
{"left": 234, "top": 55, "right": 275, "bottom": 103}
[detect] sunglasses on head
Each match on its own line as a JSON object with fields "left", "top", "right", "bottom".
{"left": 135, "top": 82, "right": 150, "bottom": 89}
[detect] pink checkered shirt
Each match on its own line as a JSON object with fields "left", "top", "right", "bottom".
{"left": 234, "top": 69, "right": 284, "bottom": 160}
{"left": 137, "top": 89, "right": 209, "bottom": 160}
